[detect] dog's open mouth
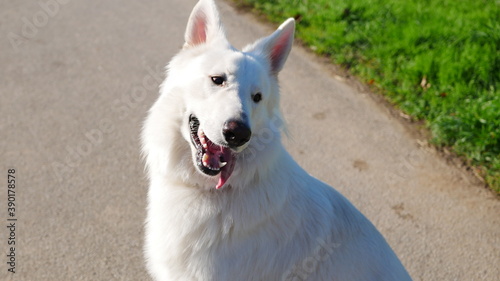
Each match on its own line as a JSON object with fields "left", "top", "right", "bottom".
{"left": 189, "top": 115, "right": 236, "bottom": 189}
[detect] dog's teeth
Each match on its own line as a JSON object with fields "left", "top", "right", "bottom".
{"left": 199, "top": 131, "right": 209, "bottom": 149}
{"left": 219, "top": 161, "right": 227, "bottom": 168}
{"left": 202, "top": 153, "right": 209, "bottom": 166}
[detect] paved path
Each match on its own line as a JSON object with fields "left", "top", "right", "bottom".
{"left": 1, "top": 0, "right": 498, "bottom": 280}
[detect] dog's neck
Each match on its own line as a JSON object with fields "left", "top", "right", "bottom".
{"left": 153, "top": 144, "right": 300, "bottom": 237}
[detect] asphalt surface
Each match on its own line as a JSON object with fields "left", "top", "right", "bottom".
{"left": 1, "top": 0, "right": 499, "bottom": 280}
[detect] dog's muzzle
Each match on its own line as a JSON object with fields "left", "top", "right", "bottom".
{"left": 189, "top": 115, "right": 248, "bottom": 189}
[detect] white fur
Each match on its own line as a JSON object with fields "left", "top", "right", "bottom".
{"left": 142, "top": 0, "right": 412, "bottom": 280}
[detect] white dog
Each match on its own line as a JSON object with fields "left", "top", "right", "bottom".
{"left": 142, "top": 0, "right": 412, "bottom": 280}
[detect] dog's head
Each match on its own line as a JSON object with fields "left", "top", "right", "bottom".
{"left": 149, "top": 0, "right": 294, "bottom": 190}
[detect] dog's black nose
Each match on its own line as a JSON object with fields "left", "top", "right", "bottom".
{"left": 223, "top": 120, "right": 251, "bottom": 148}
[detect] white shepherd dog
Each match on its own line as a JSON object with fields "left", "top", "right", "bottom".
{"left": 142, "top": 0, "right": 412, "bottom": 280}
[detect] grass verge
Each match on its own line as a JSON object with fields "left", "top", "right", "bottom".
{"left": 233, "top": 0, "right": 500, "bottom": 193}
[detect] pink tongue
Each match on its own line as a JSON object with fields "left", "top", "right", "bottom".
{"left": 215, "top": 147, "right": 235, "bottom": 190}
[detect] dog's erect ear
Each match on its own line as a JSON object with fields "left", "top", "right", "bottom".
{"left": 184, "top": 0, "right": 225, "bottom": 48}
{"left": 244, "top": 18, "right": 295, "bottom": 74}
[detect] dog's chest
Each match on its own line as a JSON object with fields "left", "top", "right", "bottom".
{"left": 173, "top": 234, "right": 290, "bottom": 281}
{"left": 152, "top": 191, "right": 305, "bottom": 280}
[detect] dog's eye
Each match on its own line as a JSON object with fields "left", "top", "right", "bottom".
{"left": 252, "top": 92, "right": 262, "bottom": 103}
{"left": 211, "top": 76, "right": 225, "bottom": 86}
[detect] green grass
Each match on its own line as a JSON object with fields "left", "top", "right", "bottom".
{"left": 234, "top": 0, "right": 500, "bottom": 192}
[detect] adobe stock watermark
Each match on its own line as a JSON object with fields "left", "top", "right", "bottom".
{"left": 380, "top": 130, "right": 425, "bottom": 186}
{"left": 244, "top": 109, "right": 285, "bottom": 162}
{"left": 282, "top": 235, "right": 341, "bottom": 281}
{"left": 222, "top": 110, "right": 285, "bottom": 179}
{"left": 8, "top": 0, "right": 72, "bottom": 52}
{"left": 50, "top": 63, "right": 164, "bottom": 183}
